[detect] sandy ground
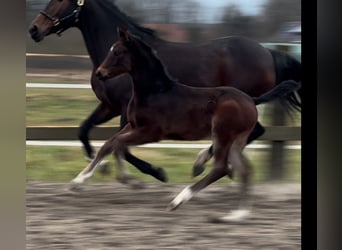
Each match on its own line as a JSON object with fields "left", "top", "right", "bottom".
{"left": 27, "top": 181, "right": 301, "bottom": 250}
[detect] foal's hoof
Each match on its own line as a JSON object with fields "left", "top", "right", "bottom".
{"left": 226, "top": 163, "right": 234, "bottom": 179}
{"left": 192, "top": 165, "right": 205, "bottom": 177}
{"left": 97, "top": 160, "right": 111, "bottom": 175}
{"left": 68, "top": 181, "right": 83, "bottom": 192}
{"left": 167, "top": 186, "right": 193, "bottom": 211}
{"left": 116, "top": 174, "right": 146, "bottom": 189}
{"left": 209, "top": 209, "right": 251, "bottom": 223}
{"left": 156, "top": 167, "right": 168, "bottom": 183}
{"left": 166, "top": 201, "right": 182, "bottom": 211}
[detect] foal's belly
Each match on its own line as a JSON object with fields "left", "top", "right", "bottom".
{"left": 160, "top": 109, "right": 213, "bottom": 141}
{"left": 164, "top": 123, "right": 212, "bottom": 141}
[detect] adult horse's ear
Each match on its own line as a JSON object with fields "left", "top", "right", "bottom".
{"left": 117, "top": 27, "right": 130, "bottom": 42}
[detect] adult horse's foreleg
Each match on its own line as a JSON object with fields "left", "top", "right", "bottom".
{"left": 168, "top": 143, "right": 231, "bottom": 211}
{"left": 70, "top": 123, "right": 132, "bottom": 189}
{"left": 78, "top": 103, "right": 118, "bottom": 173}
{"left": 119, "top": 114, "right": 168, "bottom": 182}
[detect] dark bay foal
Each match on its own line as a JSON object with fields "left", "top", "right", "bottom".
{"left": 71, "top": 29, "right": 299, "bottom": 220}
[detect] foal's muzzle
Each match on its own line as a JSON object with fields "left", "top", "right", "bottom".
{"left": 95, "top": 68, "right": 109, "bottom": 81}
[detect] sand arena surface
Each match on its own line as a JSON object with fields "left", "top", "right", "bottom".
{"left": 27, "top": 181, "right": 301, "bottom": 250}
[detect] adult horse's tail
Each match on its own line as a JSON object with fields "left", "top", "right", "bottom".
{"left": 268, "top": 48, "right": 302, "bottom": 112}
{"left": 253, "top": 80, "right": 301, "bottom": 106}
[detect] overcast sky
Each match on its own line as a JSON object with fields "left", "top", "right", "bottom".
{"left": 193, "top": 0, "right": 267, "bottom": 22}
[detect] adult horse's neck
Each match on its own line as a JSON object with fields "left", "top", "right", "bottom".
{"left": 77, "top": 0, "right": 159, "bottom": 68}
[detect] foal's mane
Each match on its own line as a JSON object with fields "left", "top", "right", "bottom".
{"left": 129, "top": 34, "right": 177, "bottom": 84}
{"left": 99, "top": 0, "right": 158, "bottom": 38}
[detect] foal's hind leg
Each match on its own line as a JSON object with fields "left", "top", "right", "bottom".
{"left": 168, "top": 142, "right": 231, "bottom": 211}
{"left": 192, "top": 145, "right": 234, "bottom": 179}
{"left": 192, "top": 145, "right": 213, "bottom": 177}
{"left": 216, "top": 136, "right": 253, "bottom": 222}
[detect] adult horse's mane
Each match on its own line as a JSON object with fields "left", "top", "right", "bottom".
{"left": 100, "top": 0, "right": 158, "bottom": 38}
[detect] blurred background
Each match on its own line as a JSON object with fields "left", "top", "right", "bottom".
{"left": 26, "top": 0, "right": 301, "bottom": 184}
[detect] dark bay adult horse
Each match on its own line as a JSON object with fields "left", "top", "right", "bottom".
{"left": 28, "top": 0, "right": 301, "bottom": 184}
{"left": 72, "top": 28, "right": 300, "bottom": 220}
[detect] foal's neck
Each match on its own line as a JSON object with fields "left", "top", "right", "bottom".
{"left": 130, "top": 61, "right": 174, "bottom": 97}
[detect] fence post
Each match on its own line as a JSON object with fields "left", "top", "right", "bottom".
{"left": 269, "top": 102, "right": 286, "bottom": 180}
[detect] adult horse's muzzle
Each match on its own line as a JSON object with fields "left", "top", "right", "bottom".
{"left": 28, "top": 24, "right": 45, "bottom": 42}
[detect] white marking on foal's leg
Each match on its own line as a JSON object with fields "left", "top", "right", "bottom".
{"left": 167, "top": 186, "right": 194, "bottom": 211}
{"left": 69, "top": 162, "right": 99, "bottom": 190}
{"left": 219, "top": 208, "right": 251, "bottom": 222}
{"left": 85, "top": 156, "right": 110, "bottom": 174}
{"left": 71, "top": 171, "right": 94, "bottom": 184}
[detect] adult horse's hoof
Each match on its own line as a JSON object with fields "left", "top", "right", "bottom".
{"left": 97, "top": 160, "right": 111, "bottom": 175}
{"left": 192, "top": 164, "right": 205, "bottom": 177}
{"left": 156, "top": 167, "right": 168, "bottom": 183}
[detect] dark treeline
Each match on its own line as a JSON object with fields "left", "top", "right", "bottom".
{"left": 26, "top": 0, "right": 301, "bottom": 43}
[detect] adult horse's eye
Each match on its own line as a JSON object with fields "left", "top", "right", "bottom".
{"left": 113, "top": 50, "right": 120, "bottom": 56}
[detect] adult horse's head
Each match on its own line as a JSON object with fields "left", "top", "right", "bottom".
{"left": 96, "top": 28, "right": 134, "bottom": 81}
{"left": 29, "top": 0, "right": 85, "bottom": 42}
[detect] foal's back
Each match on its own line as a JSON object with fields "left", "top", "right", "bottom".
{"left": 132, "top": 83, "right": 257, "bottom": 141}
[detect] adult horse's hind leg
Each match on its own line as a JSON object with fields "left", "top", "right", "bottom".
{"left": 246, "top": 121, "right": 265, "bottom": 144}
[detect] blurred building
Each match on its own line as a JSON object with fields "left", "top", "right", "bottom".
{"left": 272, "top": 21, "right": 301, "bottom": 43}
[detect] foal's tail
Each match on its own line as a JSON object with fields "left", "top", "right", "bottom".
{"left": 268, "top": 48, "right": 302, "bottom": 112}
{"left": 253, "top": 80, "right": 301, "bottom": 106}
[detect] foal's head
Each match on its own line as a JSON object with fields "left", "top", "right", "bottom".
{"left": 95, "top": 28, "right": 134, "bottom": 81}
{"left": 96, "top": 28, "right": 175, "bottom": 83}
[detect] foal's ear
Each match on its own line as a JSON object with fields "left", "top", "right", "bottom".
{"left": 117, "top": 27, "right": 130, "bottom": 42}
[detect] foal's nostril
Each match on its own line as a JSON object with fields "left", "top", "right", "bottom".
{"left": 95, "top": 69, "right": 106, "bottom": 80}
{"left": 95, "top": 70, "right": 102, "bottom": 77}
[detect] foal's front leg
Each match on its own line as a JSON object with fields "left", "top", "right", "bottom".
{"left": 70, "top": 124, "right": 133, "bottom": 189}
{"left": 112, "top": 126, "right": 161, "bottom": 186}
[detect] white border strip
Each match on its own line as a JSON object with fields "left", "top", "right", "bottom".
{"left": 26, "top": 83, "right": 91, "bottom": 89}
{"left": 26, "top": 141, "right": 301, "bottom": 150}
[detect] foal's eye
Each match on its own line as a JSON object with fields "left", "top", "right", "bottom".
{"left": 113, "top": 50, "right": 120, "bottom": 56}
